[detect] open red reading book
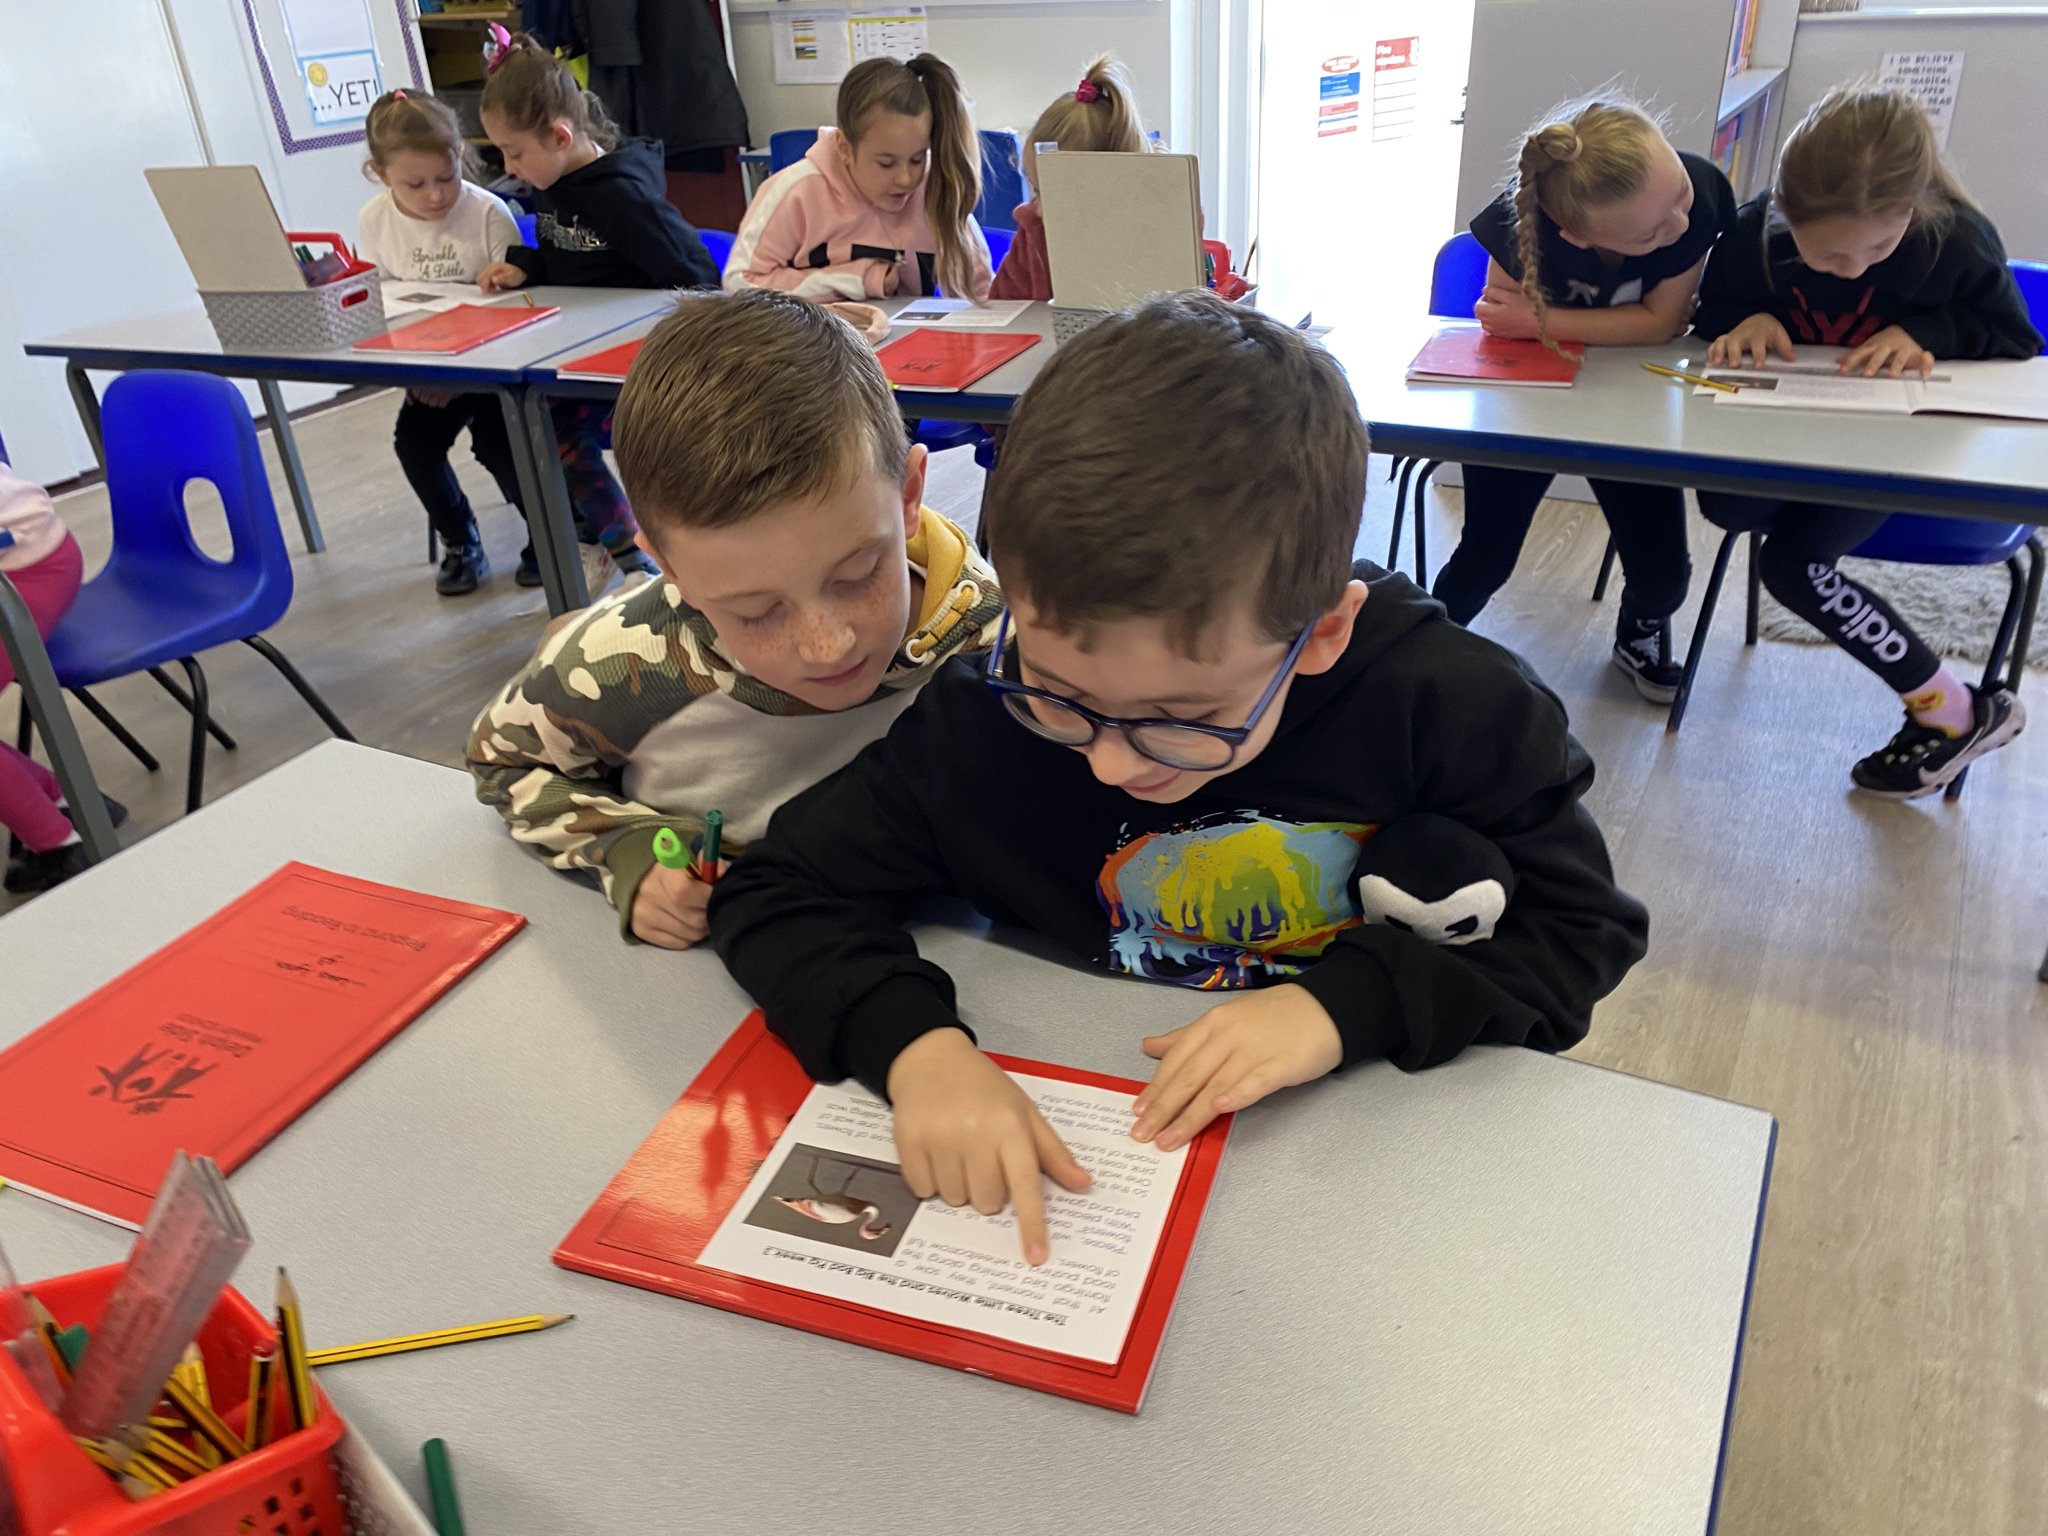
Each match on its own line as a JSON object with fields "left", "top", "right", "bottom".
{"left": 0, "top": 863, "right": 524, "bottom": 1227}
{"left": 1407, "top": 323, "right": 1583, "bottom": 386}
{"left": 556, "top": 1013, "right": 1229, "bottom": 1413}
{"left": 876, "top": 329, "right": 1041, "bottom": 392}
{"left": 553, "top": 337, "right": 643, "bottom": 381}
{"left": 352, "top": 301, "right": 559, "bottom": 355}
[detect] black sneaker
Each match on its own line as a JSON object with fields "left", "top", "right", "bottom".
{"left": 1851, "top": 685, "right": 2027, "bottom": 799}
{"left": 4, "top": 841, "right": 91, "bottom": 895}
{"left": 515, "top": 546, "right": 543, "bottom": 588}
{"left": 435, "top": 542, "right": 489, "bottom": 596}
{"left": 1611, "top": 615, "right": 1683, "bottom": 705}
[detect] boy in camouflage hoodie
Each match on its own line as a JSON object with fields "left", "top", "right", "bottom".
{"left": 467, "top": 290, "right": 1002, "bottom": 948}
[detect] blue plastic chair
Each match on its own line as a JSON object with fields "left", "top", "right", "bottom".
{"left": 1662, "top": 260, "right": 2047, "bottom": 796}
{"left": 1387, "top": 232, "right": 1493, "bottom": 581}
{"left": 36, "top": 373, "right": 353, "bottom": 814}
{"left": 698, "top": 227, "right": 736, "bottom": 278}
{"left": 975, "top": 130, "right": 1026, "bottom": 233}
{"left": 770, "top": 128, "right": 819, "bottom": 173}
{"left": 513, "top": 211, "right": 537, "bottom": 247}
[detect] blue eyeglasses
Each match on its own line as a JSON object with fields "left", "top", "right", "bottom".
{"left": 983, "top": 611, "right": 1314, "bottom": 772}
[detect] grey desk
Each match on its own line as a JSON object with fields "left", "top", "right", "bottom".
{"left": 24, "top": 288, "right": 672, "bottom": 616}
{"left": 1335, "top": 317, "right": 2048, "bottom": 525}
{"left": 0, "top": 741, "right": 1774, "bottom": 1535}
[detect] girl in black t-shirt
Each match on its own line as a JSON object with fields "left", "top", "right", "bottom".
{"left": 1690, "top": 87, "right": 2036, "bottom": 798}
{"left": 1436, "top": 98, "right": 1735, "bottom": 704}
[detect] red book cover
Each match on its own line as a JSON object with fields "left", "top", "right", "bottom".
{"left": 1407, "top": 324, "right": 1583, "bottom": 386}
{"left": 0, "top": 863, "right": 524, "bottom": 1227}
{"left": 352, "top": 302, "right": 559, "bottom": 355}
{"left": 876, "top": 329, "right": 1041, "bottom": 392}
{"left": 555, "top": 1013, "right": 1229, "bottom": 1413}
{"left": 554, "top": 337, "right": 644, "bottom": 380}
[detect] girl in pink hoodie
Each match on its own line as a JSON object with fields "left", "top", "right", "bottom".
{"left": 0, "top": 461, "right": 107, "bottom": 894}
{"left": 728, "top": 54, "right": 992, "bottom": 304}
{"left": 992, "top": 57, "right": 1152, "bottom": 303}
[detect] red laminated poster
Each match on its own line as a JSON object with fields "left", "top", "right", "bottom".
{"left": 1406, "top": 324, "right": 1583, "bottom": 386}
{"left": 352, "top": 302, "right": 559, "bottom": 354}
{"left": 0, "top": 863, "right": 524, "bottom": 1227}
{"left": 554, "top": 338, "right": 643, "bottom": 381}
{"left": 555, "top": 1013, "right": 1229, "bottom": 1413}
{"left": 876, "top": 329, "right": 1040, "bottom": 392}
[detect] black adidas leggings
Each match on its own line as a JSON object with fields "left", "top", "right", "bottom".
{"left": 1431, "top": 467, "right": 1692, "bottom": 627}
{"left": 1696, "top": 493, "right": 1940, "bottom": 694}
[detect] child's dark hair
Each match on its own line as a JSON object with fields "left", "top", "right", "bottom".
{"left": 614, "top": 290, "right": 908, "bottom": 534}
{"left": 481, "top": 30, "right": 618, "bottom": 151}
{"left": 363, "top": 89, "right": 471, "bottom": 178}
{"left": 1506, "top": 96, "right": 1667, "bottom": 352}
{"left": 837, "top": 54, "right": 981, "bottom": 301}
{"left": 985, "top": 291, "right": 1368, "bottom": 653}
{"left": 1773, "top": 84, "right": 1971, "bottom": 254}
{"left": 1021, "top": 55, "right": 1148, "bottom": 193}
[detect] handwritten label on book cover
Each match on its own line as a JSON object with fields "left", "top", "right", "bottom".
{"left": 0, "top": 863, "right": 523, "bottom": 1226}
{"left": 696, "top": 1076, "right": 1188, "bottom": 1364}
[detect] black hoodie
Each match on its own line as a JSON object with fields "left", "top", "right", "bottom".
{"left": 506, "top": 137, "right": 719, "bottom": 290}
{"left": 709, "top": 567, "right": 1649, "bottom": 1099}
{"left": 1693, "top": 192, "right": 2041, "bottom": 359}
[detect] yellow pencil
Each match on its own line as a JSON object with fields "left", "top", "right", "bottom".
{"left": 276, "top": 1269, "right": 317, "bottom": 1431}
{"left": 246, "top": 1343, "right": 278, "bottom": 1451}
{"left": 307, "top": 1312, "right": 574, "bottom": 1368}
{"left": 521, "top": 292, "right": 536, "bottom": 308}
{"left": 1641, "top": 361, "right": 1741, "bottom": 394}
{"left": 143, "top": 1428, "right": 210, "bottom": 1479}
{"left": 163, "top": 1373, "right": 245, "bottom": 1461}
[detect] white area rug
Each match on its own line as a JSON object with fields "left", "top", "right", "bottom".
{"left": 1752, "top": 555, "right": 2044, "bottom": 672}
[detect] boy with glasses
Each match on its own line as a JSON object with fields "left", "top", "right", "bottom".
{"left": 710, "top": 292, "right": 1648, "bottom": 1263}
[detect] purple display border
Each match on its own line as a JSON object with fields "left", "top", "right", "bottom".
{"left": 239, "top": 0, "right": 426, "bottom": 155}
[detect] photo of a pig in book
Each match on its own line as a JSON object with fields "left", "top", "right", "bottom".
{"left": 742, "top": 1144, "right": 920, "bottom": 1259}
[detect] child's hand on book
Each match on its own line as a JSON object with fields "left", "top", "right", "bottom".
{"left": 887, "top": 1028, "right": 1093, "bottom": 1266}
{"left": 1839, "top": 325, "right": 1935, "bottom": 379}
{"left": 1133, "top": 985, "right": 1342, "bottom": 1152}
{"left": 477, "top": 261, "right": 527, "bottom": 294}
{"left": 1474, "top": 284, "right": 1540, "bottom": 340}
{"left": 630, "top": 861, "right": 728, "bottom": 950}
{"left": 1706, "top": 314, "right": 1795, "bottom": 369}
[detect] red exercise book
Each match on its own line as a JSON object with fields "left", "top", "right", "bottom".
{"left": 553, "top": 337, "right": 644, "bottom": 381}
{"left": 0, "top": 863, "right": 524, "bottom": 1227}
{"left": 555, "top": 1013, "right": 1230, "bottom": 1413}
{"left": 876, "top": 329, "right": 1041, "bottom": 392}
{"left": 1406, "top": 324, "right": 1584, "bottom": 386}
{"left": 352, "top": 301, "right": 560, "bottom": 355}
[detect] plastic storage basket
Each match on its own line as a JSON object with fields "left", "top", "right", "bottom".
{"left": 200, "top": 232, "right": 385, "bottom": 352}
{"left": 0, "top": 1263, "right": 392, "bottom": 1536}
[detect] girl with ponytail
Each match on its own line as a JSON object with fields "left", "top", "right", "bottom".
{"left": 727, "top": 53, "right": 992, "bottom": 303}
{"left": 1433, "top": 97, "right": 1736, "bottom": 704}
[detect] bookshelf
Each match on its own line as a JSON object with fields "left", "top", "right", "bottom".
{"left": 1711, "top": 0, "right": 1801, "bottom": 202}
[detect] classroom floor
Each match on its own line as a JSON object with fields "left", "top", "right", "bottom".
{"left": 8, "top": 392, "right": 2046, "bottom": 1535}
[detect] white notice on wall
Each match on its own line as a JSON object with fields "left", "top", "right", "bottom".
{"left": 279, "top": 0, "right": 382, "bottom": 127}
{"left": 1879, "top": 50, "right": 1965, "bottom": 152}
{"left": 849, "top": 8, "right": 930, "bottom": 67}
{"left": 772, "top": 11, "right": 852, "bottom": 87}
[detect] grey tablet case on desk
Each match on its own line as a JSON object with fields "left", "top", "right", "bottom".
{"left": 1036, "top": 151, "right": 1204, "bottom": 343}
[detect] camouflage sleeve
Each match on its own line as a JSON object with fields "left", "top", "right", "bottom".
{"left": 464, "top": 591, "right": 709, "bottom": 939}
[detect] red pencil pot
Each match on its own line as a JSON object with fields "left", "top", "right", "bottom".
{"left": 0, "top": 1263, "right": 347, "bottom": 1535}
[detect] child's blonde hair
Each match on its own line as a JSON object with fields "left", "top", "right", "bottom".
{"left": 1773, "top": 84, "right": 1971, "bottom": 246}
{"left": 481, "top": 29, "right": 619, "bottom": 151}
{"left": 1508, "top": 97, "right": 1667, "bottom": 347}
{"left": 836, "top": 54, "right": 981, "bottom": 301}
{"left": 363, "top": 89, "right": 470, "bottom": 178}
{"left": 1021, "top": 55, "right": 1148, "bottom": 194}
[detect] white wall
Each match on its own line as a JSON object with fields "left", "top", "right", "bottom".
{"left": 1779, "top": 10, "right": 2048, "bottom": 259}
{"left": 729, "top": 2, "right": 1174, "bottom": 146}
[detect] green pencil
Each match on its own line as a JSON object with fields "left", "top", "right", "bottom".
{"left": 422, "top": 1437, "right": 466, "bottom": 1536}
{"left": 697, "top": 809, "right": 724, "bottom": 884}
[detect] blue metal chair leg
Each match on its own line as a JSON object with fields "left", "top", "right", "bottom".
{"left": 241, "top": 636, "right": 355, "bottom": 743}
{"left": 1411, "top": 461, "right": 1438, "bottom": 585}
{"left": 1388, "top": 458, "right": 1417, "bottom": 569}
{"left": 1947, "top": 543, "right": 2037, "bottom": 801}
{"left": 1668, "top": 530, "right": 1741, "bottom": 733}
{"left": 149, "top": 666, "right": 237, "bottom": 750}
{"left": 176, "top": 656, "right": 210, "bottom": 815}
{"left": 1744, "top": 531, "right": 1763, "bottom": 645}
{"left": 71, "top": 688, "right": 160, "bottom": 772}
{"left": 1592, "top": 537, "right": 1617, "bottom": 602}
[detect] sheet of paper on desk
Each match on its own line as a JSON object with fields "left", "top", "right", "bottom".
{"left": 1692, "top": 356, "right": 2048, "bottom": 421}
{"left": 889, "top": 297, "right": 1034, "bottom": 329}
{"left": 696, "top": 1075, "right": 1188, "bottom": 1365}
{"left": 0, "top": 863, "right": 524, "bottom": 1227}
{"left": 379, "top": 281, "right": 473, "bottom": 316}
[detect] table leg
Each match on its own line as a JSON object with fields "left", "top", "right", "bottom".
{"left": 256, "top": 378, "right": 326, "bottom": 554}
{"left": 518, "top": 388, "right": 590, "bottom": 614}
{"left": 64, "top": 362, "right": 106, "bottom": 469}
{"left": 0, "top": 574, "right": 120, "bottom": 862}
{"left": 491, "top": 387, "right": 574, "bottom": 616}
